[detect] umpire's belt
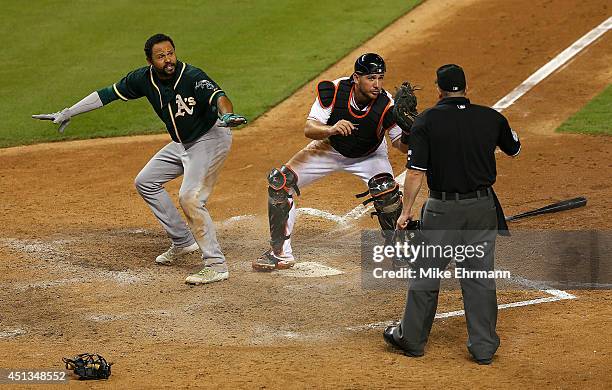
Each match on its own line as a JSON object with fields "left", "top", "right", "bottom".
{"left": 429, "top": 188, "right": 491, "bottom": 201}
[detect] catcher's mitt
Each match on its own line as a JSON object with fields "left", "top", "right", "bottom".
{"left": 63, "top": 353, "right": 112, "bottom": 380}
{"left": 393, "top": 82, "right": 420, "bottom": 132}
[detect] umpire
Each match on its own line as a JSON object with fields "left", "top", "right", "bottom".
{"left": 384, "top": 64, "right": 521, "bottom": 364}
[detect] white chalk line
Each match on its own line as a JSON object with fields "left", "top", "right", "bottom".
{"left": 296, "top": 170, "right": 408, "bottom": 224}
{"left": 296, "top": 208, "right": 347, "bottom": 225}
{"left": 348, "top": 288, "right": 577, "bottom": 331}
{"left": 492, "top": 16, "right": 612, "bottom": 111}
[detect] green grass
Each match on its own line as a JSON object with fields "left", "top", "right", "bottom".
{"left": 1, "top": 0, "right": 420, "bottom": 148}
{"left": 557, "top": 84, "right": 612, "bottom": 135}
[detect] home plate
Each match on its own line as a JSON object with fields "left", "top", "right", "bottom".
{"left": 281, "top": 262, "right": 344, "bottom": 278}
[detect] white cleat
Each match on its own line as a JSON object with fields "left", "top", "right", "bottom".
{"left": 155, "top": 243, "right": 199, "bottom": 265}
{"left": 185, "top": 267, "right": 229, "bottom": 285}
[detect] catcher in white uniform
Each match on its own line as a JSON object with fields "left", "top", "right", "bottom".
{"left": 253, "top": 53, "right": 415, "bottom": 271}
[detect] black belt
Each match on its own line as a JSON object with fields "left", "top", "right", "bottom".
{"left": 429, "top": 188, "right": 491, "bottom": 200}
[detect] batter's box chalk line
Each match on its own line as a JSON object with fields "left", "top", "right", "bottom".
{"left": 296, "top": 208, "right": 347, "bottom": 225}
{"left": 347, "top": 286, "right": 577, "bottom": 332}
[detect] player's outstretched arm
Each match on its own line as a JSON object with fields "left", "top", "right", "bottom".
{"left": 32, "top": 92, "right": 104, "bottom": 133}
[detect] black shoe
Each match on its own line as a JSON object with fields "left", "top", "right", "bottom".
{"left": 470, "top": 353, "right": 493, "bottom": 365}
{"left": 383, "top": 325, "right": 401, "bottom": 349}
{"left": 383, "top": 326, "right": 424, "bottom": 357}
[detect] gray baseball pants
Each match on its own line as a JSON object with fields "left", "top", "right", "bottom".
{"left": 392, "top": 194, "right": 500, "bottom": 360}
{"left": 134, "top": 123, "right": 232, "bottom": 267}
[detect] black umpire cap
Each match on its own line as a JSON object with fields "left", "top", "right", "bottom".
{"left": 354, "top": 53, "right": 386, "bottom": 75}
{"left": 436, "top": 64, "right": 466, "bottom": 92}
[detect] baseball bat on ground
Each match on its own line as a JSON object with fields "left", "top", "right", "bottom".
{"left": 505, "top": 196, "right": 587, "bottom": 222}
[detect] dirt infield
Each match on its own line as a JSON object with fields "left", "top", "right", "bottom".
{"left": 1, "top": 0, "right": 611, "bottom": 388}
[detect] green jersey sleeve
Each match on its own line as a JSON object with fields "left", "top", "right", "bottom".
{"left": 193, "top": 72, "right": 225, "bottom": 106}
{"left": 97, "top": 67, "right": 148, "bottom": 105}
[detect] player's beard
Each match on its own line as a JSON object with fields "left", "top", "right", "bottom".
{"left": 163, "top": 61, "right": 176, "bottom": 76}
{"left": 367, "top": 90, "right": 380, "bottom": 100}
{"left": 154, "top": 60, "right": 177, "bottom": 79}
{"left": 356, "top": 85, "right": 380, "bottom": 104}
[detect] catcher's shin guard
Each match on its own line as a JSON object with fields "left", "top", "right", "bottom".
{"left": 267, "top": 165, "right": 299, "bottom": 253}
{"left": 356, "top": 173, "right": 403, "bottom": 244}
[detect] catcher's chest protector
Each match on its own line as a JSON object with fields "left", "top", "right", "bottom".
{"left": 325, "top": 79, "right": 392, "bottom": 158}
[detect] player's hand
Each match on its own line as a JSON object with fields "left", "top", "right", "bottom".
{"left": 396, "top": 211, "right": 415, "bottom": 230}
{"left": 329, "top": 120, "right": 356, "bottom": 136}
{"left": 219, "top": 113, "right": 247, "bottom": 127}
{"left": 32, "top": 108, "right": 72, "bottom": 133}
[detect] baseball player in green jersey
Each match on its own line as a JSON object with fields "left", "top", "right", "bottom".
{"left": 33, "top": 33, "right": 246, "bottom": 285}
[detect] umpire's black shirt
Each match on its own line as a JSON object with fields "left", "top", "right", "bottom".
{"left": 406, "top": 97, "right": 520, "bottom": 193}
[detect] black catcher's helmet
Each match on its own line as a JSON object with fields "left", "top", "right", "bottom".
{"left": 354, "top": 53, "right": 386, "bottom": 75}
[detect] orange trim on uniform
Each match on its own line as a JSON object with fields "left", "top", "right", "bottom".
{"left": 283, "top": 164, "right": 298, "bottom": 179}
{"left": 283, "top": 164, "right": 299, "bottom": 187}
{"left": 377, "top": 101, "right": 394, "bottom": 139}
{"left": 373, "top": 183, "right": 399, "bottom": 198}
{"left": 316, "top": 81, "right": 337, "bottom": 109}
{"left": 348, "top": 86, "right": 374, "bottom": 119}
{"left": 330, "top": 84, "right": 338, "bottom": 110}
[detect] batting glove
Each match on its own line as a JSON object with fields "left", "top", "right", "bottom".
{"left": 32, "top": 108, "right": 72, "bottom": 133}
{"left": 219, "top": 113, "right": 247, "bottom": 127}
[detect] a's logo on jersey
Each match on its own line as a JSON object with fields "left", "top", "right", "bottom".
{"left": 457, "top": 105, "right": 466, "bottom": 109}
{"left": 175, "top": 94, "right": 196, "bottom": 117}
{"left": 195, "top": 80, "right": 216, "bottom": 90}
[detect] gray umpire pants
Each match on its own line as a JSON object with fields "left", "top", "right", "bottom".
{"left": 134, "top": 123, "right": 232, "bottom": 267}
{"left": 393, "top": 193, "right": 500, "bottom": 360}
